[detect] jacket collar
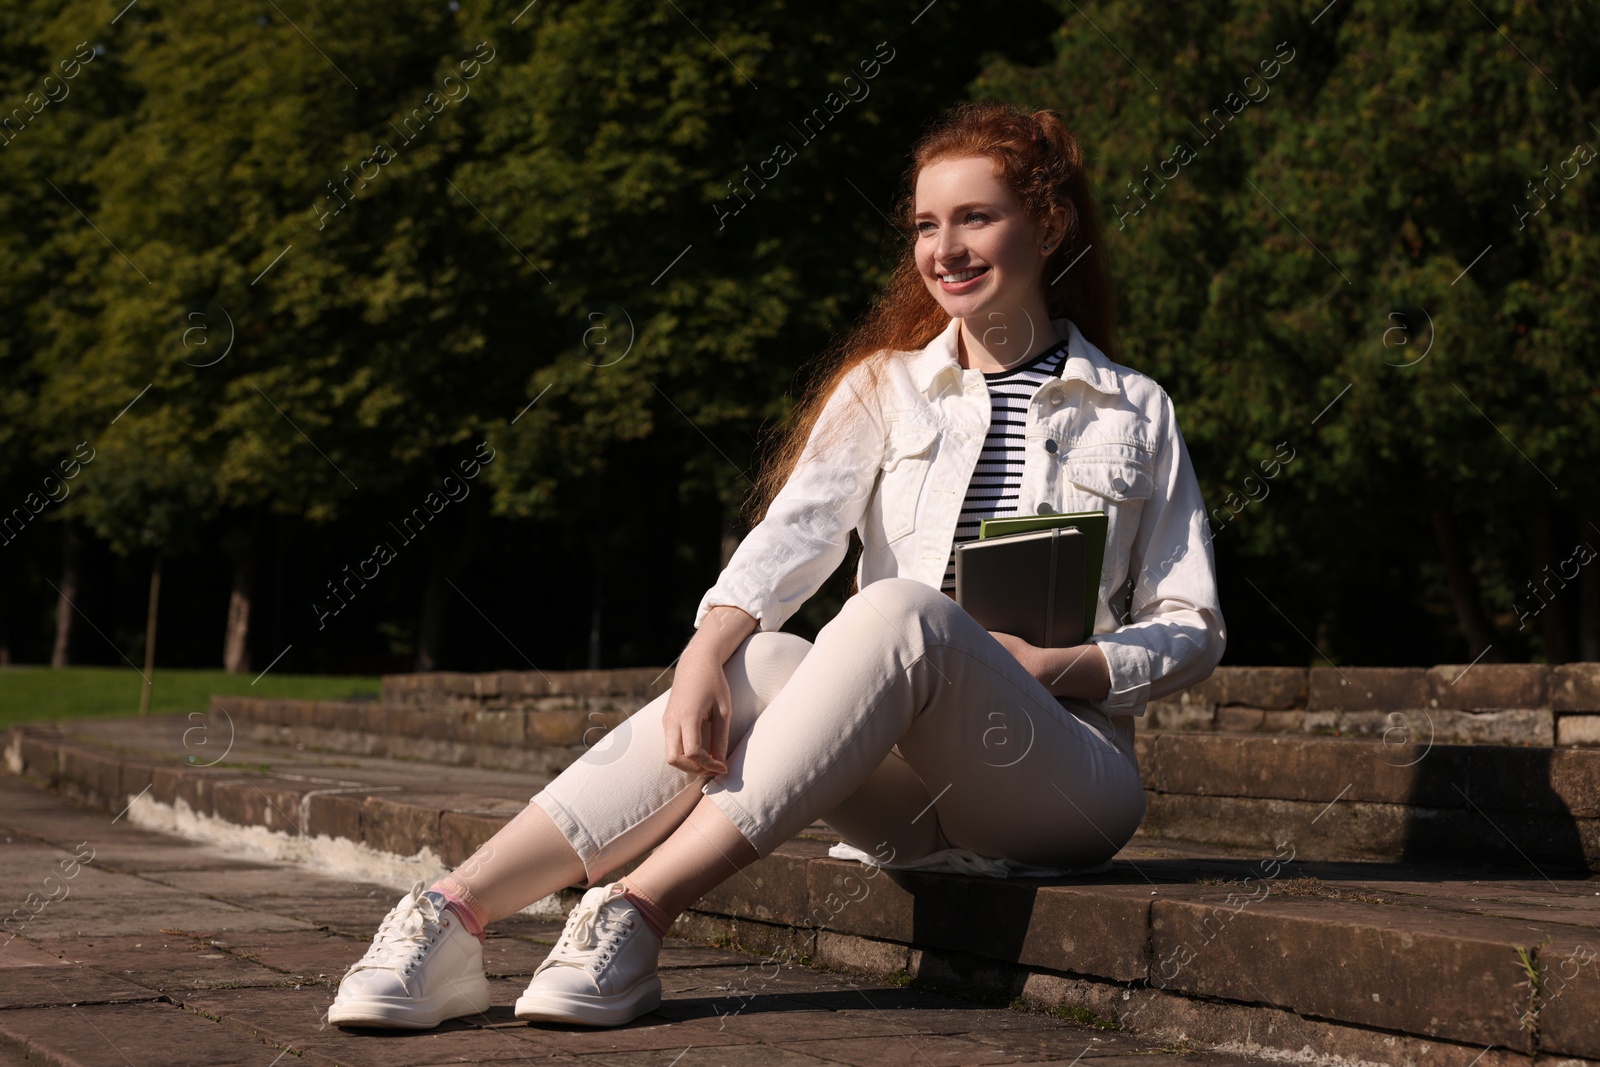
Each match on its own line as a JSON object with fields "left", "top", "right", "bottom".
{"left": 906, "top": 316, "right": 1122, "bottom": 399}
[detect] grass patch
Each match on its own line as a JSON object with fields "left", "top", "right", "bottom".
{"left": 1194, "top": 873, "right": 1389, "bottom": 905}
{"left": 1270, "top": 875, "right": 1390, "bottom": 905}
{"left": 0, "top": 665, "right": 380, "bottom": 728}
{"left": 1049, "top": 1004, "right": 1122, "bottom": 1030}
{"left": 1155, "top": 1038, "right": 1204, "bottom": 1052}
{"left": 699, "top": 930, "right": 812, "bottom": 968}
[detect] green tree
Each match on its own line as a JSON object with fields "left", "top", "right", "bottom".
{"left": 981, "top": 0, "right": 1600, "bottom": 664}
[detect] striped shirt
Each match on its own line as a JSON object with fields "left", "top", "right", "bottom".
{"left": 941, "top": 340, "right": 1070, "bottom": 591}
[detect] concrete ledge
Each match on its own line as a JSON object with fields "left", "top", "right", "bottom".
{"left": 1553, "top": 664, "right": 1600, "bottom": 710}
{"left": 1139, "top": 664, "right": 1600, "bottom": 747}
{"left": 1308, "top": 668, "right": 1429, "bottom": 712}
{"left": 222, "top": 662, "right": 1600, "bottom": 751}
{"left": 380, "top": 667, "right": 673, "bottom": 708}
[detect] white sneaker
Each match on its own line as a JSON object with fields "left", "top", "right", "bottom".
{"left": 514, "top": 882, "right": 662, "bottom": 1027}
{"left": 327, "top": 882, "right": 491, "bottom": 1029}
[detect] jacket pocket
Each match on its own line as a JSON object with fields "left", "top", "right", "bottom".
{"left": 1059, "top": 442, "right": 1154, "bottom": 506}
{"left": 874, "top": 416, "right": 939, "bottom": 546}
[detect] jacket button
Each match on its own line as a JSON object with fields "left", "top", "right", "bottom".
{"left": 1112, "top": 476, "right": 1128, "bottom": 492}
{"left": 1036, "top": 503, "right": 1055, "bottom": 515}
{"left": 1043, "top": 439, "right": 1058, "bottom": 453}
{"left": 1050, "top": 393, "right": 1064, "bottom": 405}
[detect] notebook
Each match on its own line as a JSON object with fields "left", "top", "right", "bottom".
{"left": 955, "top": 526, "right": 1086, "bottom": 648}
{"left": 953, "top": 511, "right": 1107, "bottom": 646}
{"left": 977, "top": 510, "right": 1107, "bottom": 640}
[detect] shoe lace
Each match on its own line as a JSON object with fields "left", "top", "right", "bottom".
{"left": 549, "top": 885, "right": 635, "bottom": 969}
{"left": 340, "top": 881, "right": 448, "bottom": 995}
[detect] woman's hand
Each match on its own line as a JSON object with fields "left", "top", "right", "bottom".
{"left": 988, "top": 631, "right": 1112, "bottom": 701}
{"left": 662, "top": 604, "right": 759, "bottom": 776}
{"left": 662, "top": 651, "right": 733, "bottom": 776}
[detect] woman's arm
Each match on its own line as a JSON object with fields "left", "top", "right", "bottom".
{"left": 692, "top": 363, "right": 886, "bottom": 634}
{"left": 662, "top": 604, "right": 759, "bottom": 776}
{"left": 666, "top": 365, "right": 888, "bottom": 774}
{"left": 988, "top": 632, "right": 1111, "bottom": 700}
{"left": 1086, "top": 389, "right": 1225, "bottom": 709}
{"left": 690, "top": 604, "right": 761, "bottom": 663}
{"left": 989, "top": 388, "right": 1223, "bottom": 708}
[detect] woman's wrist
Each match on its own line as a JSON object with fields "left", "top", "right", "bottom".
{"left": 1036, "top": 642, "right": 1111, "bottom": 701}
{"left": 685, "top": 604, "right": 759, "bottom": 667}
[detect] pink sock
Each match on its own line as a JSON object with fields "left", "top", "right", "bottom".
{"left": 619, "top": 881, "right": 673, "bottom": 938}
{"left": 429, "top": 877, "right": 488, "bottom": 942}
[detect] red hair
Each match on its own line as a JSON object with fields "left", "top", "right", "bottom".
{"left": 745, "top": 100, "right": 1119, "bottom": 526}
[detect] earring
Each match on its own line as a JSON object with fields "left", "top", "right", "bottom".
{"left": 1042, "top": 243, "right": 1052, "bottom": 252}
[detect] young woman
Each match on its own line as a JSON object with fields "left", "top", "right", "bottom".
{"left": 328, "top": 100, "right": 1225, "bottom": 1031}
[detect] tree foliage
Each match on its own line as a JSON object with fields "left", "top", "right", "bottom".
{"left": 2, "top": 0, "right": 1594, "bottom": 671}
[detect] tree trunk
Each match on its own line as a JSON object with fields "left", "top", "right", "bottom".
{"left": 1529, "top": 506, "right": 1574, "bottom": 663}
{"left": 222, "top": 532, "right": 255, "bottom": 674}
{"left": 270, "top": 517, "right": 286, "bottom": 663}
{"left": 587, "top": 565, "right": 602, "bottom": 670}
{"left": 223, "top": 581, "right": 252, "bottom": 673}
{"left": 51, "top": 523, "right": 82, "bottom": 667}
{"left": 139, "top": 555, "right": 161, "bottom": 715}
{"left": 1431, "top": 508, "right": 1501, "bottom": 661}
{"left": 1581, "top": 514, "right": 1600, "bottom": 661}
{"left": 414, "top": 497, "right": 487, "bottom": 672}
{"left": 415, "top": 550, "right": 444, "bottom": 672}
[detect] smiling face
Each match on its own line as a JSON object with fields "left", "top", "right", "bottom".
{"left": 913, "top": 154, "right": 1054, "bottom": 324}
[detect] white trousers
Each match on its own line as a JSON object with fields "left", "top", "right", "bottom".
{"left": 532, "top": 578, "right": 1146, "bottom": 879}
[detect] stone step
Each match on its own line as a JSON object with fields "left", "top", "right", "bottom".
{"left": 209, "top": 695, "right": 1600, "bottom": 871}
{"left": 1139, "top": 730, "right": 1600, "bottom": 872}
{"left": 374, "top": 663, "right": 1600, "bottom": 746}
{"left": 0, "top": 775, "right": 1275, "bottom": 1067}
{"left": 210, "top": 693, "right": 625, "bottom": 774}
{"left": 6, "top": 716, "right": 1599, "bottom": 1065}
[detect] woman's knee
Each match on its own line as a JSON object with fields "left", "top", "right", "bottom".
{"left": 844, "top": 577, "right": 959, "bottom": 631}
{"left": 857, "top": 579, "right": 953, "bottom": 620}
{"left": 724, "top": 630, "right": 811, "bottom": 709}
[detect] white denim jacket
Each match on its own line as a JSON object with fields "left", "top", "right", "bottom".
{"left": 695, "top": 316, "right": 1225, "bottom": 717}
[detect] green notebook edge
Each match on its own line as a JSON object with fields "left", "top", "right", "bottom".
{"left": 978, "top": 511, "right": 1107, "bottom": 644}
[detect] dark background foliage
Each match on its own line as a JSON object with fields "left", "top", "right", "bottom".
{"left": 2, "top": 0, "right": 1595, "bottom": 677}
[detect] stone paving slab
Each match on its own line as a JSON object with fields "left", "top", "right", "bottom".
{"left": 0, "top": 1001, "right": 305, "bottom": 1066}
{"left": 41, "top": 933, "right": 309, "bottom": 992}
{"left": 0, "top": 776, "right": 1272, "bottom": 1067}
{"left": 774, "top": 1032, "right": 1023, "bottom": 1065}
{"left": 165, "top": 929, "right": 359, "bottom": 984}
{"left": 579, "top": 1049, "right": 839, "bottom": 1066}
{"left": 15, "top": 891, "right": 315, "bottom": 941}
{"left": 0, "top": 965, "right": 160, "bottom": 1010}
{"left": 177, "top": 985, "right": 575, "bottom": 1066}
